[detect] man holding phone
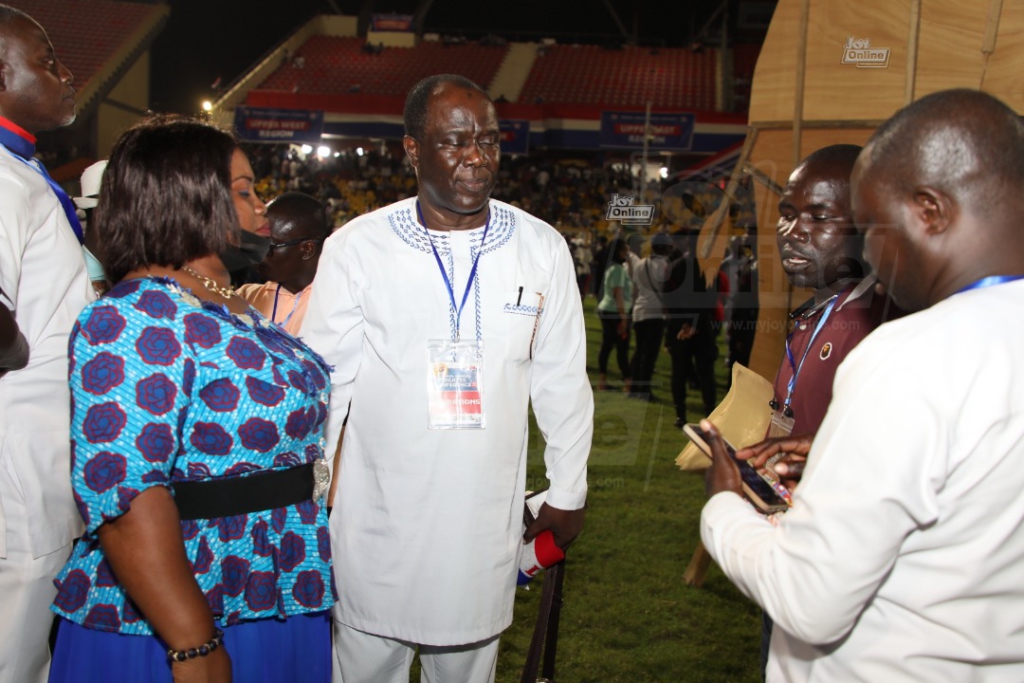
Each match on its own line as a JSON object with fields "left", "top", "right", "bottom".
{"left": 701, "top": 89, "right": 1024, "bottom": 681}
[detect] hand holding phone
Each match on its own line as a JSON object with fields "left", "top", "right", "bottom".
{"left": 685, "top": 422, "right": 791, "bottom": 514}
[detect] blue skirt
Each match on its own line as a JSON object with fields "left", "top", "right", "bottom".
{"left": 49, "top": 612, "right": 331, "bottom": 683}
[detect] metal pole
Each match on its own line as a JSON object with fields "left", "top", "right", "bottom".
{"left": 641, "top": 101, "right": 651, "bottom": 206}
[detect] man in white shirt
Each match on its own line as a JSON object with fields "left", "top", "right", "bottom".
{"left": 701, "top": 88, "right": 1024, "bottom": 681}
{"left": 301, "top": 74, "right": 592, "bottom": 683}
{"left": 0, "top": 7, "right": 94, "bottom": 682}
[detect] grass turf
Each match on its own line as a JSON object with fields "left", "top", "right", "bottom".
{"left": 407, "top": 302, "right": 762, "bottom": 682}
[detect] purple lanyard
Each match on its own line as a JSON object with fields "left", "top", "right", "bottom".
{"left": 0, "top": 125, "right": 84, "bottom": 245}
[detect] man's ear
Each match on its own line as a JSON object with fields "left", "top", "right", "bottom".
{"left": 911, "top": 186, "right": 956, "bottom": 236}
{"left": 300, "top": 239, "right": 318, "bottom": 261}
{"left": 402, "top": 135, "right": 419, "bottom": 170}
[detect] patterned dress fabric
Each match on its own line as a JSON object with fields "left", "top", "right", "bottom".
{"left": 51, "top": 277, "right": 336, "bottom": 635}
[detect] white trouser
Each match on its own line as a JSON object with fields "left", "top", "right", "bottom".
{"left": 332, "top": 621, "right": 499, "bottom": 683}
{"left": 0, "top": 457, "right": 70, "bottom": 683}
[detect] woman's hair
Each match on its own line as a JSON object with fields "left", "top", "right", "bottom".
{"left": 96, "top": 115, "right": 239, "bottom": 282}
{"left": 607, "top": 237, "right": 629, "bottom": 265}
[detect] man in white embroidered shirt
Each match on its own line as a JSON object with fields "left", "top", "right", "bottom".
{"left": 700, "top": 88, "right": 1024, "bottom": 682}
{"left": 301, "top": 74, "right": 592, "bottom": 682}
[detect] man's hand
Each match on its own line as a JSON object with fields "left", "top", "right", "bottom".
{"left": 0, "top": 305, "right": 29, "bottom": 376}
{"left": 736, "top": 434, "right": 813, "bottom": 492}
{"left": 676, "top": 323, "right": 696, "bottom": 340}
{"left": 701, "top": 419, "right": 743, "bottom": 499}
{"left": 524, "top": 502, "right": 585, "bottom": 550}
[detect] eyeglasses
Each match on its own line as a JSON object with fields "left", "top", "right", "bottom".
{"left": 267, "top": 237, "right": 325, "bottom": 254}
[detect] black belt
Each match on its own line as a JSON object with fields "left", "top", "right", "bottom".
{"left": 172, "top": 463, "right": 314, "bottom": 521}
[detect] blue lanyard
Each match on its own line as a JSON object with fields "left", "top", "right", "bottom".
{"left": 0, "top": 124, "right": 84, "bottom": 245}
{"left": 417, "top": 201, "right": 491, "bottom": 341}
{"left": 271, "top": 284, "right": 304, "bottom": 327}
{"left": 783, "top": 295, "right": 838, "bottom": 410}
{"left": 956, "top": 275, "right": 1024, "bottom": 294}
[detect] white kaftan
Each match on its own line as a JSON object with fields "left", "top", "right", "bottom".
{"left": 702, "top": 279, "right": 1024, "bottom": 682}
{"left": 0, "top": 144, "right": 93, "bottom": 558}
{"left": 301, "top": 197, "right": 592, "bottom": 645}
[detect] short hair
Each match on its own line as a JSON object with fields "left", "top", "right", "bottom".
{"left": 607, "top": 237, "right": 629, "bottom": 264}
{"left": 403, "top": 74, "right": 489, "bottom": 139}
{"left": 266, "top": 191, "right": 330, "bottom": 238}
{"left": 96, "top": 115, "right": 238, "bottom": 282}
{"left": 865, "top": 89, "right": 1024, "bottom": 210}
{"left": 797, "top": 144, "right": 862, "bottom": 178}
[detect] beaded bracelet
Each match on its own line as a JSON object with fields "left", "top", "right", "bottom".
{"left": 166, "top": 628, "right": 225, "bottom": 664}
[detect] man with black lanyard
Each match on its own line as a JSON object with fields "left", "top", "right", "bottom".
{"left": 238, "top": 191, "right": 330, "bottom": 336}
{"left": 301, "top": 74, "right": 592, "bottom": 683}
{"left": 0, "top": 7, "right": 94, "bottom": 682}
{"left": 757, "top": 144, "right": 900, "bottom": 677}
{"left": 701, "top": 89, "right": 1024, "bottom": 682}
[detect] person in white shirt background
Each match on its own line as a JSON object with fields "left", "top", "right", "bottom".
{"left": 0, "top": 6, "right": 94, "bottom": 681}
{"left": 700, "top": 88, "right": 1024, "bottom": 682}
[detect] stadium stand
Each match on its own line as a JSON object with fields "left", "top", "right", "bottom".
{"left": 14, "top": 0, "right": 167, "bottom": 117}
{"left": 259, "top": 36, "right": 509, "bottom": 97}
{"left": 518, "top": 45, "right": 718, "bottom": 109}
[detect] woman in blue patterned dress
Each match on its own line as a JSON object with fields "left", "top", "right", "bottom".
{"left": 48, "top": 116, "right": 335, "bottom": 682}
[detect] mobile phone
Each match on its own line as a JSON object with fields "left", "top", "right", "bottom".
{"left": 683, "top": 424, "right": 791, "bottom": 514}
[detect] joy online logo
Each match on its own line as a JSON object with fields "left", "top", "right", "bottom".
{"left": 841, "top": 36, "right": 891, "bottom": 68}
{"left": 606, "top": 194, "right": 655, "bottom": 226}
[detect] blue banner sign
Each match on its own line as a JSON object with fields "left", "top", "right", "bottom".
{"left": 234, "top": 107, "right": 325, "bottom": 143}
{"left": 499, "top": 120, "right": 530, "bottom": 155}
{"left": 599, "top": 111, "right": 696, "bottom": 151}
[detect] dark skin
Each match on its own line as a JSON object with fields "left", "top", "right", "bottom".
{"left": 850, "top": 149, "right": 1024, "bottom": 312}
{"left": 0, "top": 16, "right": 75, "bottom": 377}
{"left": 102, "top": 255, "right": 244, "bottom": 682}
{"left": 711, "top": 109, "right": 1024, "bottom": 501}
{"left": 777, "top": 157, "right": 863, "bottom": 305}
{"left": 707, "top": 153, "right": 867, "bottom": 495}
{"left": 256, "top": 202, "right": 325, "bottom": 294}
{"left": 0, "top": 302, "right": 28, "bottom": 376}
{"left": 404, "top": 83, "right": 585, "bottom": 548}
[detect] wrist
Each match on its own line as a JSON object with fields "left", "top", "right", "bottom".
{"left": 167, "top": 627, "right": 224, "bottom": 664}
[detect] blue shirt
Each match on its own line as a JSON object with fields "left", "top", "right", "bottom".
{"left": 51, "top": 277, "right": 336, "bottom": 635}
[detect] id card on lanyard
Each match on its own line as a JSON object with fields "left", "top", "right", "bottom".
{"left": 427, "top": 340, "right": 485, "bottom": 429}
{"left": 420, "top": 202, "right": 490, "bottom": 429}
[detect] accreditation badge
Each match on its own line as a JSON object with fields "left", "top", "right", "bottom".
{"left": 768, "top": 409, "right": 795, "bottom": 439}
{"left": 426, "top": 339, "right": 486, "bottom": 429}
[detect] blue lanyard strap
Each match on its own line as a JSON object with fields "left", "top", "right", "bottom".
{"left": 271, "top": 284, "right": 304, "bottom": 327}
{"left": 956, "top": 275, "right": 1024, "bottom": 294}
{"left": 783, "top": 295, "right": 838, "bottom": 409}
{"left": 0, "top": 126, "right": 84, "bottom": 245}
{"left": 416, "top": 201, "right": 491, "bottom": 341}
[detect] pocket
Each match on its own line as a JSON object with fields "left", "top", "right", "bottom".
{"left": 503, "top": 288, "right": 544, "bottom": 361}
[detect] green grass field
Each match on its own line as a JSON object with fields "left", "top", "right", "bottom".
{"left": 489, "top": 303, "right": 762, "bottom": 683}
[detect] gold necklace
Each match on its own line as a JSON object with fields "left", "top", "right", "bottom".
{"left": 181, "top": 266, "right": 236, "bottom": 299}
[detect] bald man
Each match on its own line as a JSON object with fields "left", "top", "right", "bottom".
{"left": 702, "top": 89, "right": 1024, "bottom": 681}
{"left": 238, "top": 191, "right": 330, "bottom": 335}
{"left": 0, "top": 6, "right": 93, "bottom": 682}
